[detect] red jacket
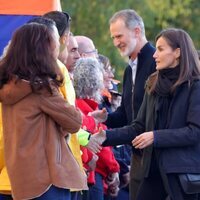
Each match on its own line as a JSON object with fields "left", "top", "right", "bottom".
{"left": 76, "top": 98, "right": 119, "bottom": 184}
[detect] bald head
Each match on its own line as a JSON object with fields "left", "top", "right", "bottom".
{"left": 75, "top": 35, "right": 98, "bottom": 58}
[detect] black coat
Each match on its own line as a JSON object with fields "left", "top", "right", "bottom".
{"left": 104, "top": 42, "right": 156, "bottom": 182}
{"left": 104, "top": 80, "right": 200, "bottom": 175}
{"left": 105, "top": 42, "right": 156, "bottom": 128}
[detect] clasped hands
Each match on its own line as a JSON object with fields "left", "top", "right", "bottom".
{"left": 106, "top": 172, "right": 120, "bottom": 197}
{"left": 87, "top": 106, "right": 154, "bottom": 152}
{"left": 86, "top": 108, "right": 108, "bottom": 153}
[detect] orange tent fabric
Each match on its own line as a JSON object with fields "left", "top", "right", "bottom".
{"left": 0, "top": 0, "right": 61, "bottom": 15}
{"left": 0, "top": 0, "right": 62, "bottom": 55}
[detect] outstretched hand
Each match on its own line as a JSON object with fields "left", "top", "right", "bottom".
{"left": 87, "top": 127, "right": 107, "bottom": 153}
{"left": 88, "top": 108, "right": 108, "bottom": 123}
{"left": 86, "top": 136, "right": 102, "bottom": 153}
{"left": 132, "top": 131, "right": 154, "bottom": 149}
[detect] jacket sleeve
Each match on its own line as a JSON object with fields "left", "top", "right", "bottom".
{"left": 82, "top": 115, "right": 96, "bottom": 133}
{"left": 103, "top": 92, "right": 148, "bottom": 146}
{"left": 113, "top": 145, "right": 131, "bottom": 175}
{"left": 39, "top": 85, "right": 82, "bottom": 134}
{"left": 105, "top": 66, "right": 131, "bottom": 128}
{"left": 77, "top": 128, "right": 90, "bottom": 146}
{"left": 154, "top": 81, "right": 200, "bottom": 148}
{"left": 80, "top": 146, "right": 93, "bottom": 165}
{"left": 105, "top": 100, "right": 127, "bottom": 128}
{"left": 97, "top": 146, "right": 120, "bottom": 174}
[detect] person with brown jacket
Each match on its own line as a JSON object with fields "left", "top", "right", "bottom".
{"left": 0, "top": 23, "right": 87, "bottom": 200}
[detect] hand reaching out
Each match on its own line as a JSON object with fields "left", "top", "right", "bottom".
{"left": 86, "top": 137, "right": 102, "bottom": 153}
{"left": 132, "top": 131, "right": 154, "bottom": 149}
{"left": 86, "top": 128, "right": 107, "bottom": 153}
{"left": 88, "top": 108, "right": 108, "bottom": 123}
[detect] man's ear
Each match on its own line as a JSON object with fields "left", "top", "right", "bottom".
{"left": 133, "top": 26, "right": 141, "bottom": 38}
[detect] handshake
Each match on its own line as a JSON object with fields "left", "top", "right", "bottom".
{"left": 86, "top": 128, "right": 107, "bottom": 154}
{"left": 86, "top": 108, "right": 108, "bottom": 153}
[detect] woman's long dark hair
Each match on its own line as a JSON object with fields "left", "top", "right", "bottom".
{"left": 0, "top": 23, "right": 63, "bottom": 93}
{"left": 149, "top": 28, "right": 200, "bottom": 93}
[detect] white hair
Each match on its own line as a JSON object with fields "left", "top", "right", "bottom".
{"left": 73, "top": 57, "right": 104, "bottom": 102}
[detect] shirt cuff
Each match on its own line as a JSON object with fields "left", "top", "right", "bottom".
{"left": 77, "top": 129, "right": 90, "bottom": 146}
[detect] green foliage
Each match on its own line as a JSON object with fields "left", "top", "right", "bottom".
{"left": 61, "top": 0, "right": 200, "bottom": 90}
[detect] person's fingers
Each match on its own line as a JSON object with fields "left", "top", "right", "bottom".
{"left": 89, "top": 145, "right": 100, "bottom": 153}
{"left": 88, "top": 141, "right": 102, "bottom": 153}
{"left": 134, "top": 141, "right": 143, "bottom": 149}
{"left": 132, "top": 135, "right": 143, "bottom": 146}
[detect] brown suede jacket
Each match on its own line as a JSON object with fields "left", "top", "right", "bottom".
{"left": 0, "top": 78, "right": 87, "bottom": 200}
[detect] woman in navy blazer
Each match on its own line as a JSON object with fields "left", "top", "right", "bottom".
{"left": 94, "top": 28, "right": 200, "bottom": 200}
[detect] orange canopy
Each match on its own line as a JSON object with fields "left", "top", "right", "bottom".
{"left": 0, "top": 0, "right": 61, "bottom": 15}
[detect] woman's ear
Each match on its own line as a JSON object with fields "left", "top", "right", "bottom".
{"left": 59, "top": 35, "right": 66, "bottom": 46}
{"left": 175, "top": 48, "right": 181, "bottom": 59}
{"left": 60, "top": 34, "right": 69, "bottom": 45}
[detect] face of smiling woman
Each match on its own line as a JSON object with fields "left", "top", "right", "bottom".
{"left": 153, "top": 36, "right": 180, "bottom": 71}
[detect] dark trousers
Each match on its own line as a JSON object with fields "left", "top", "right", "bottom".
{"left": 136, "top": 173, "right": 198, "bottom": 200}
{"left": 71, "top": 191, "right": 82, "bottom": 200}
{"left": 0, "top": 194, "right": 12, "bottom": 200}
{"left": 34, "top": 185, "right": 70, "bottom": 200}
{"left": 82, "top": 173, "right": 104, "bottom": 200}
{"left": 116, "top": 187, "right": 129, "bottom": 200}
{"left": 88, "top": 173, "right": 104, "bottom": 200}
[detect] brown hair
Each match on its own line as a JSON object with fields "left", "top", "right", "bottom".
{"left": 0, "top": 23, "right": 63, "bottom": 93}
{"left": 149, "top": 28, "right": 200, "bottom": 93}
{"left": 43, "top": 11, "right": 71, "bottom": 37}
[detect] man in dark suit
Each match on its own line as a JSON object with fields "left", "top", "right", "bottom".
{"left": 89, "top": 9, "right": 156, "bottom": 200}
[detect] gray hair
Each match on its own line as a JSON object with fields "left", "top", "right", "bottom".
{"left": 109, "top": 9, "right": 145, "bottom": 36}
{"left": 73, "top": 57, "right": 104, "bottom": 102}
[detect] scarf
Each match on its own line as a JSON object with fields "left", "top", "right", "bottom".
{"left": 154, "top": 65, "right": 180, "bottom": 129}
{"left": 155, "top": 65, "right": 180, "bottom": 97}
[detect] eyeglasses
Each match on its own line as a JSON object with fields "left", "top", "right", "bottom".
{"left": 105, "top": 66, "right": 115, "bottom": 75}
{"left": 110, "top": 67, "right": 115, "bottom": 74}
{"left": 83, "top": 49, "right": 98, "bottom": 55}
